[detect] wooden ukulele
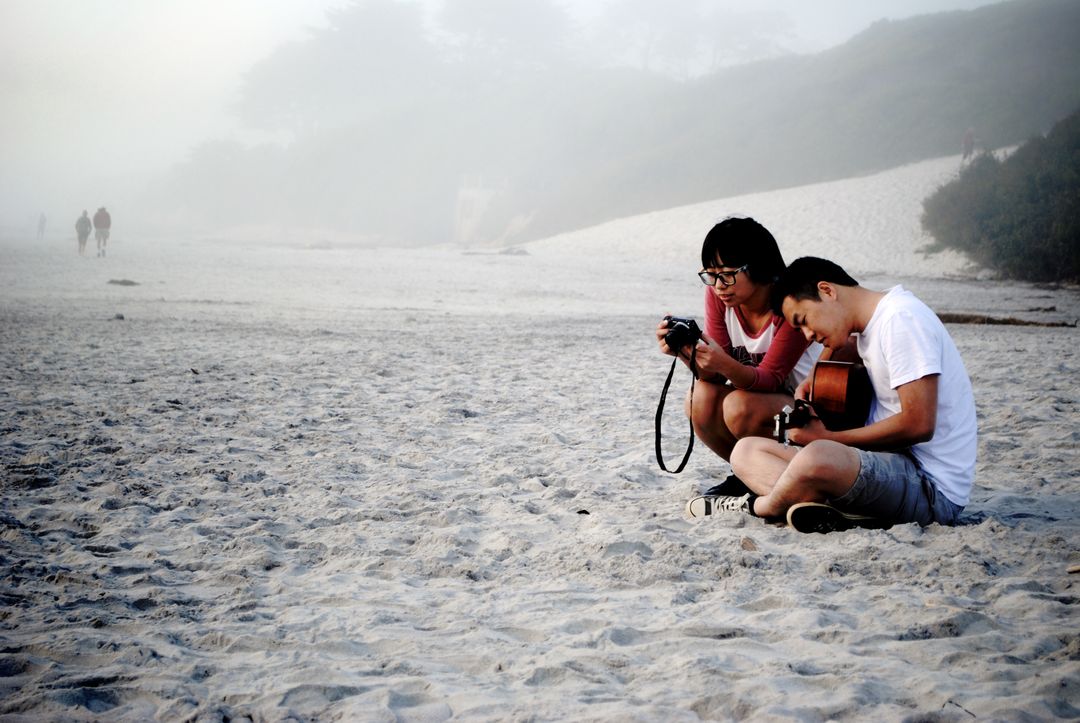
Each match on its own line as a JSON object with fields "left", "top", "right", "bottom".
{"left": 806, "top": 360, "right": 873, "bottom": 431}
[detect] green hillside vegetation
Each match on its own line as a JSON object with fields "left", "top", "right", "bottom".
{"left": 147, "top": 0, "right": 1080, "bottom": 245}
{"left": 618, "top": 0, "right": 1080, "bottom": 216}
{"left": 921, "top": 106, "right": 1080, "bottom": 282}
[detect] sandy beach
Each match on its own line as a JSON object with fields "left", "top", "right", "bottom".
{"left": 2, "top": 155, "right": 1078, "bottom": 720}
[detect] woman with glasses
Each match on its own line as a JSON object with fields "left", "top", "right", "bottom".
{"left": 656, "top": 216, "right": 821, "bottom": 472}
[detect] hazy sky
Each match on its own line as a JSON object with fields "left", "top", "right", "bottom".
{"left": 0, "top": 0, "right": 999, "bottom": 232}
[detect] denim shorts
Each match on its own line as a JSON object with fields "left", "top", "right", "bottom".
{"left": 829, "top": 450, "right": 964, "bottom": 526}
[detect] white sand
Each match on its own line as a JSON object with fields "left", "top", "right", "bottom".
{"left": 1, "top": 155, "right": 1078, "bottom": 720}
{"left": 528, "top": 154, "right": 977, "bottom": 278}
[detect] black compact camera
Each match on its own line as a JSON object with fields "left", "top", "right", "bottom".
{"left": 774, "top": 399, "right": 816, "bottom": 443}
{"left": 663, "top": 315, "right": 702, "bottom": 351}
{"left": 656, "top": 315, "right": 704, "bottom": 474}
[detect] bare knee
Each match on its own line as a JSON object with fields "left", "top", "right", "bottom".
{"left": 723, "top": 390, "right": 794, "bottom": 441}
{"left": 730, "top": 432, "right": 764, "bottom": 460}
{"left": 722, "top": 390, "right": 762, "bottom": 438}
{"left": 787, "top": 440, "right": 860, "bottom": 491}
{"left": 686, "top": 382, "right": 724, "bottom": 429}
{"left": 731, "top": 435, "right": 771, "bottom": 471}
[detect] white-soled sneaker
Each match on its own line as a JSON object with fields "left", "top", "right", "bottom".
{"left": 786, "top": 502, "right": 891, "bottom": 534}
{"left": 685, "top": 493, "right": 752, "bottom": 519}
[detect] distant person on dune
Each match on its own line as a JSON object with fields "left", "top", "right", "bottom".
{"left": 656, "top": 216, "right": 822, "bottom": 496}
{"left": 961, "top": 127, "right": 976, "bottom": 163}
{"left": 93, "top": 206, "right": 111, "bottom": 257}
{"left": 75, "top": 211, "right": 92, "bottom": 255}
{"left": 689, "top": 257, "right": 977, "bottom": 533}
{"left": 37, "top": 212, "right": 47, "bottom": 240}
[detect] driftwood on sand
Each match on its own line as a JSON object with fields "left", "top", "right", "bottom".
{"left": 937, "top": 312, "right": 1076, "bottom": 328}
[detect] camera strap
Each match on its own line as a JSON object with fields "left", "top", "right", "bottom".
{"left": 655, "top": 346, "right": 697, "bottom": 473}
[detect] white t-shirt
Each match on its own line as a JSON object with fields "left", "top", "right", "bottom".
{"left": 857, "top": 286, "right": 977, "bottom": 507}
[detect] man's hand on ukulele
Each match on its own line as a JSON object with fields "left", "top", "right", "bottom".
{"left": 787, "top": 417, "right": 828, "bottom": 446}
{"left": 793, "top": 377, "right": 812, "bottom": 402}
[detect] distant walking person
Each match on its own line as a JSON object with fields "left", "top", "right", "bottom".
{"left": 37, "top": 213, "right": 47, "bottom": 240}
{"left": 75, "top": 211, "right": 92, "bottom": 255}
{"left": 961, "top": 127, "right": 976, "bottom": 163}
{"left": 92, "top": 206, "right": 112, "bottom": 257}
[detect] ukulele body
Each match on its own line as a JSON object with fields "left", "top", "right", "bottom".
{"left": 808, "top": 360, "right": 873, "bottom": 431}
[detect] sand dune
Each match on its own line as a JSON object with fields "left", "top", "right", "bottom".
{"left": 1, "top": 154, "right": 1078, "bottom": 720}
{"left": 527, "top": 154, "right": 976, "bottom": 279}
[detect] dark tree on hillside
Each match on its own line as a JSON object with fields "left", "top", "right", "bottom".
{"left": 238, "top": 0, "right": 441, "bottom": 136}
{"left": 599, "top": 0, "right": 702, "bottom": 77}
{"left": 921, "top": 107, "right": 1080, "bottom": 282}
{"left": 697, "top": 4, "right": 794, "bottom": 70}
{"left": 149, "top": 0, "right": 1080, "bottom": 247}
{"left": 438, "top": 0, "right": 573, "bottom": 73}
{"left": 594, "top": 0, "right": 793, "bottom": 78}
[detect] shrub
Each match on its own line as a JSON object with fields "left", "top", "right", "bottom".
{"left": 921, "top": 107, "right": 1080, "bottom": 282}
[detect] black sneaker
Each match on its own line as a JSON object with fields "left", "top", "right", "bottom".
{"left": 701, "top": 474, "right": 751, "bottom": 498}
{"left": 786, "top": 502, "right": 891, "bottom": 534}
{"left": 685, "top": 493, "right": 752, "bottom": 519}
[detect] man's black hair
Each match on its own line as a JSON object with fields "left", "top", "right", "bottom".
{"left": 701, "top": 216, "right": 786, "bottom": 285}
{"left": 769, "top": 256, "right": 859, "bottom": 315}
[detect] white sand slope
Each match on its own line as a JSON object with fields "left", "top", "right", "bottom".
{"left": 0, "top": 155, "right": 1078, "bottom": 720}
{"left": 528, "top": 154, "right": 976, "bottom": 279}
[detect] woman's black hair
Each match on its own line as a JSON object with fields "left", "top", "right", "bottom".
{"left": 700, "top": 216, "right": 786, "bottom": 285}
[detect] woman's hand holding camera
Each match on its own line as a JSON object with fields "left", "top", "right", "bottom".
{"left": 687, "top": 335, "right": 728, "bottom": 377}
{"left": 655, "top": 315, "right": 738, "bottom": 383}
{"left": 656, "top": 318, "right": 680, "bottom": 356}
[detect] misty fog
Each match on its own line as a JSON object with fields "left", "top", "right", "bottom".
{"left": 2, "top": 0, "right": 1073, "bottom": 247}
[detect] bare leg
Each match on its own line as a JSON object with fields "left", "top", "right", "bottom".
{"left": 738, "top": 439, "right": 861, "bottom": 519}
{"left": 722, "top": 390, "right": 794, "bottom": 441}
{"left": 688, "top": 386, "right": 796, "bottom": 462}
{"left": 685, "top": 381, "right": 737, "bottom": 460}
{"left": 730, "top": 436, "right": 798, "bottom": 496}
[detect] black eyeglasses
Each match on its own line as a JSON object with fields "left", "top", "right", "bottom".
{"left": 698, "top": 265, "right": 748, "bottom": 287}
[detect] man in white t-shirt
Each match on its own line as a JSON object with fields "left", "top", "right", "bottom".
{"left": 714, "top": 257, "right": 977, "bottom": 532}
